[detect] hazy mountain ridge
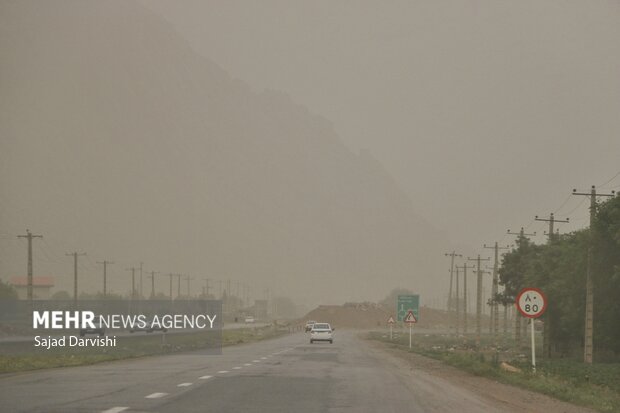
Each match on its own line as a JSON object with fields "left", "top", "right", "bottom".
{"left": 0, "top": 0, "right": 448, "bottom": 304}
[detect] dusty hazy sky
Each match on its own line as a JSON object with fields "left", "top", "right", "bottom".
{"left": 143, "top": 0, "right": 620, "bottom": 248}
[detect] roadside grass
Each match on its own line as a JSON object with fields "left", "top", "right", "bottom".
{"left": 367, "top": 331, "right": 620, "bottom": 413}
{"left": 0, "top": 326, "right": 287, "bottom": 374}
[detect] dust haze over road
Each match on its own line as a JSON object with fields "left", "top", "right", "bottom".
{"left": 2, "top": 2, "right": 619, "bottom": 412}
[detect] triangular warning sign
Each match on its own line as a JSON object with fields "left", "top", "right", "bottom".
{"left": 387, "top": 316, "right": 395, "bottom": 324}
{"left": 404, "top": 310, "right": 417, "bottom": 323}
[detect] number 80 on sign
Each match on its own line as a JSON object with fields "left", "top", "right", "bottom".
{"left": 516, "top": 287, "right": 547, "bottom": 318}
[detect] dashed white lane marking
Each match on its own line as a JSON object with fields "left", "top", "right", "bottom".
{"left": 244, "top": 363, "right": 252, "bottom": 366}
{"left": 261, "top": 357, "right": 267, "bottom": 360}
{"left": 232, "top": 366, "right": 242, "bottom": 370}
{"left": 101, "top": 407, "right": 129, "bottom": 413}
{"left": 218, "top": 370, "right": 229, "bottom": 373}
{"left": 177, "top": 382, "right": 193, "bottom": 387}
{"left": 252, "top": 360, "right": 261, "bottom": 362}
{"left": 199, "top": 375, "right": 212, "bottom": 380}
{"left": 145, "top": 392, "right": 168, "bottom": 399}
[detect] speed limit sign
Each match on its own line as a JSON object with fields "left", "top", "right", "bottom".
{"left": 516, "top": 287, "right": 547, "bottom": 318}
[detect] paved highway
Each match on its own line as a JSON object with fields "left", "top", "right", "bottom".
{"left": 0, "top": 331, "right": 589, "bottom": 412}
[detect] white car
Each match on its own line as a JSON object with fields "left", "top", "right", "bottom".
{"left": 309, "top": 323, "right": 334, "bottom": 344}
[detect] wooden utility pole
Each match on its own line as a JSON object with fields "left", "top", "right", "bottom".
{"left": 572, "top": 186, "right": 615, "bottom": 364}
{"left": 18, "top": 230, "right": 43, "bottom": 301}
{"left": 468, "top": 255, "right": 490, "bottom": 347}
{"left": 66, "top": 252, "right": 87, "bottom": 306}
{"left": 96, "top": 260, "right": 114, "bottom": 298}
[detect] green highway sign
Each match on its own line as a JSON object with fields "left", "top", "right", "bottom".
{"left": 397, "top": 295, "right": 419, "bottom": 322}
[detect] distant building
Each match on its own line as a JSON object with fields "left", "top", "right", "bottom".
{"left": 8, "top": 276, "right": 54, "bottom": 300}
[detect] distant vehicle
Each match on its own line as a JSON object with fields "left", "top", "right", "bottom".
{"left": 244, "top": 316, "right": 255, "bottom": 324}
{"left": 79, "top": 321, "right": 105, "bottom": 337}
{"left": 305, "top": 320, "right": 316, "bottom": 332}
{"left": 310, "top": 323, "right": 334, "bottom": 344}
{"left": 129, "top": 319, "right": 168, "bottom": 333}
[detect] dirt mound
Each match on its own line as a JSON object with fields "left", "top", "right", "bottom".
{"left": 301, "top": 303, "right": 453, "bottom": 329}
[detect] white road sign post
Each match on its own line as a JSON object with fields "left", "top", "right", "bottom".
{"left": 404, "top": 310, "right": 417, "bottom": 348}
{"left": 387, "top": 316, "right": 395, "bottom": 340}
{"left": 516, "top": 287, "right": 547, "bottom": 373}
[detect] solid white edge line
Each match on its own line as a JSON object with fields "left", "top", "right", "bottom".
{"left": 145, "top": 392, "right": 168, "bottom": 399}
{"left": 101, "top": 408, "right": 129, "bottom": 413}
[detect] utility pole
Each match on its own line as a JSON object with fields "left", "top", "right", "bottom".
{"left": 455, "top": 266, "right": 460, "bottom": 335}
{"left": 204, "top": 278, "right": 211, "bottom": 298}
{"left": 166, "top": 273, "right": 174, "bottom": 301}
{"left": 17, "top": 230, "right": 43, "bottom": 302}
{"left": 535, "top": 213, "right": 569, "bottom": 242}
{"left": 456, "top": 263, "right": 476, "bottom": 334}
{"left": 217, "top": 280, "right": 223, "bottom": 298}
{"left": 126, "top": 267, "right": 139, "bottom": 300}
{"left": 507, "top": 227, "right": 536, "bottom": 347}
{"left": 535, "top": 213, "right": 569, "bottom": 359}
{"left": 185, "top": 275, "right": 193, "bottom": 298}
{"left": 573, "top": 185, "right": 615, "bottom": 364}
{"left": 66, "top": 252, "right": 87, "bottom": 306}
{"left": 483, "top": 242, "right": 510, "bottom": 340}
{"left": 177, "top": 274, "right": 182, "bottom": 298}
{"left": 147, "top": 271, "right": 158, "bottom": 299}
{"left": 445, "top": 251, "right": 462, "bottom": 332}
{"left": 468, "top": 255, "right": 490, "bottom": 347}
{"left": 96, "top": 260, "right": 114, "bottom": 298}
{"left": 139, "top": 262, "right": 143, "bottom": 300}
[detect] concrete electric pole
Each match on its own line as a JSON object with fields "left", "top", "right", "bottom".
{"left": 96, "top": 260, "right": 114, "bottom": 298}
{"left": 483, "top": 242, "right": 510, "bottom": 340}
{"left": 66, "top": 252, "right": 87, "bottom": 306}
{"left": 507, "top": 227, "right": 536, "bottom": 347}
{"left": 444, "top": 251, "right": 462, "bottom": 332}
{"left": 572, "top": 185, "right": 615, "bottom": 364}
{"left": 468, "top": 255, "right": 490, "bottom": 347}
{"left": 17, "top": 230, "right": 43, "bottom": 302}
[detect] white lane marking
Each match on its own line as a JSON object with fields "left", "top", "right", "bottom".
{"left": 252, "top": 360, "right": 261, "bottom": 362}
{"left": 218, "top": 370, "right": 229, "bottom": 373}
{"left": 244, "top": 363, "right": 252, "bottom": 366}
{"left": 177, "top": 382, "right": 193, "bottom": 387}
{"left": 101, "top": 408, "right": 129, "bottom": 413}
{"left": 145, "top": 392, "right": 168, "bottom": 399}
{"left": 232, "top": 366, "right": 241, "bottom": 370}
{"left": 261, "top": 357, "right": 267, "bottom": 359}
{"left": 199, "top": 375, "right": 212, "bottom": 380}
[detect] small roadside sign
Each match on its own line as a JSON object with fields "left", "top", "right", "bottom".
{"left": 387, "top": 316, "right": 395, "bottom": 340}
{"left": 516, "top": 287, "right": 548, "bottom": 374}
{"left": 404, "top": 310, "right": 417, "bottom": 324}
{"left": 516, "top": 287, "right": 547, "bottom": 318}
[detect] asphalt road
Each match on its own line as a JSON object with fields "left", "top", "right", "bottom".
{"left": 0, "top": 331, "right": 573, "bottom": 412}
